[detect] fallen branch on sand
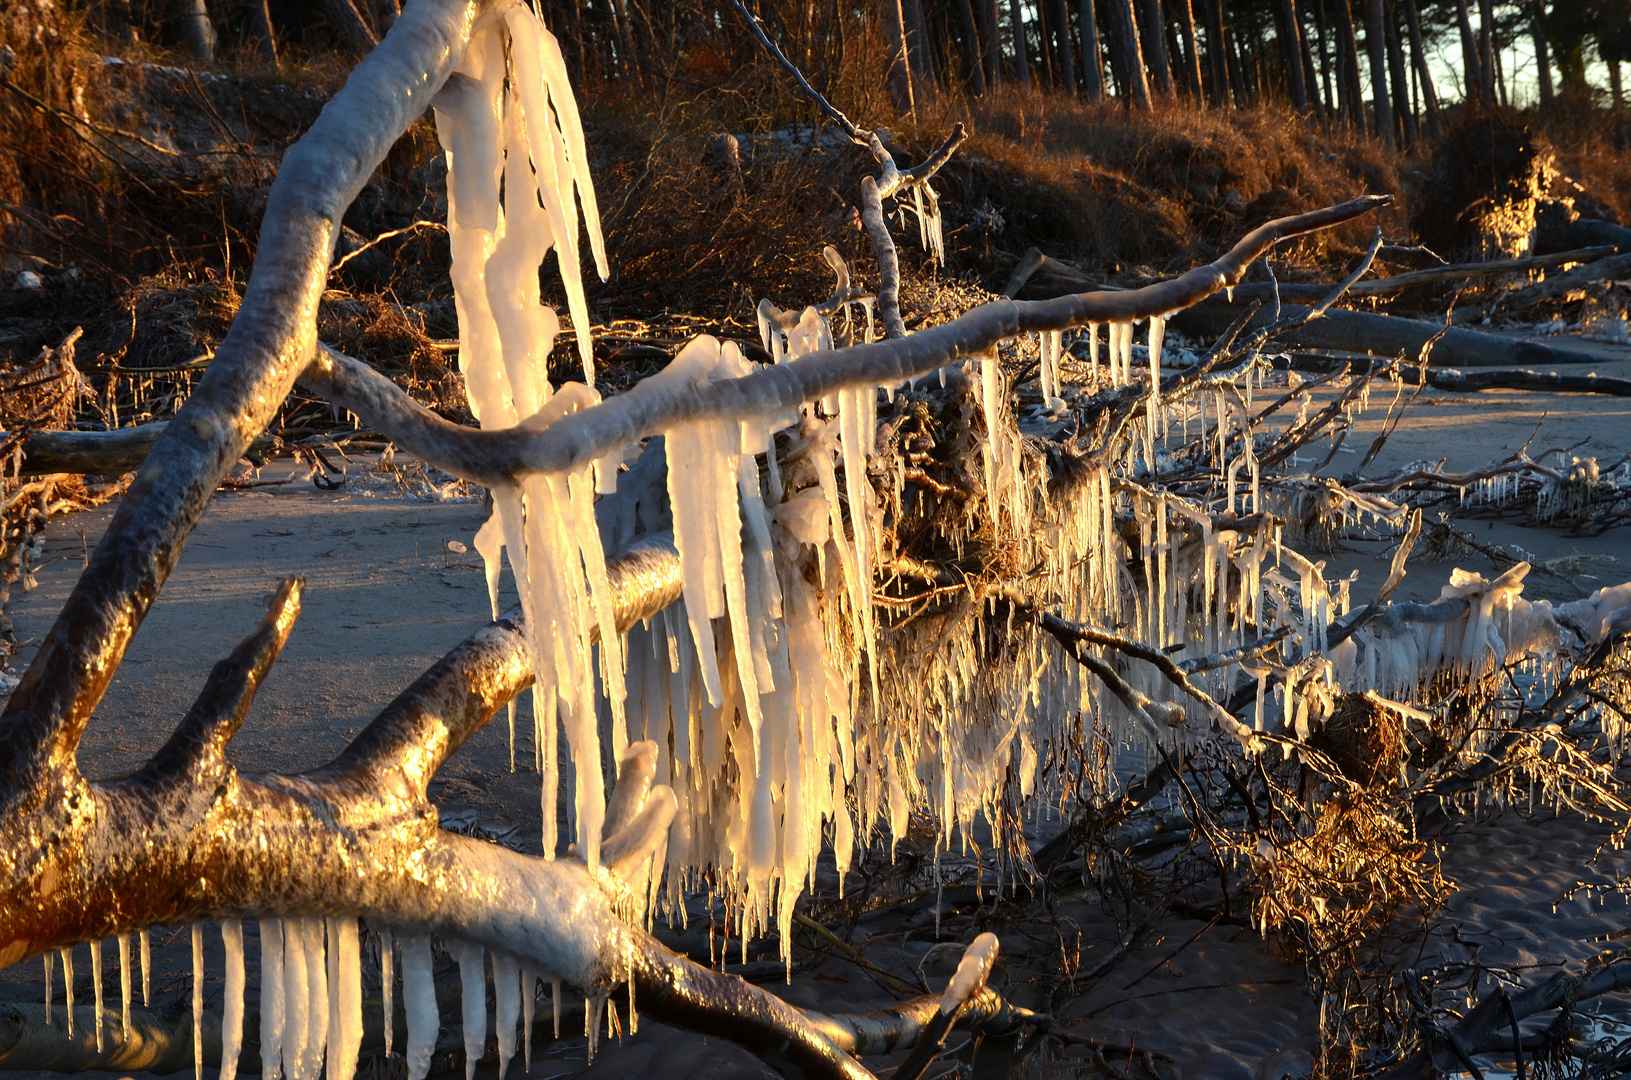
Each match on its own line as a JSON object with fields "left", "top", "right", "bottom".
{"left": 1170, "top": 300, "right": 1600, "bottom": 366}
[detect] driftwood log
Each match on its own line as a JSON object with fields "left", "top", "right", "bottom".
{"left": 1169, "top": 299, "right": 1600, "bottom": 366}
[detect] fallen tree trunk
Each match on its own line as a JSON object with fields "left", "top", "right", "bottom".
{"left": 8, "top": 426, "right": 280, "bottom": 476}
{"left": 1472, "top": 251, "right": 1631, "bottom": 317}
{"left": 1221, "top": 244, "right": 1619, "bottom": 303}
{"left": 1169, "top": 299, "right": 1601, "bottom": 366}
{"left": 1276, "top": 354, "right": 1631, "bottom": 396}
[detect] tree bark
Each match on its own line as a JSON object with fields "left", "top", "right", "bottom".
{"left": 1361, "top": 0, "right": 1393, "bottom": 146}
{"left": 1080, "top": 0, "right": 1107, "bottom": 100}
{"left": 1035, "top": 0, "right": 1057, "bottom": 84}
{"left": 249, "top": 0, "right": 277, "bottom": 66}
{"left": 319, "top": 0, "right": 379, "bottom": 55}
{"left": 984, "top": 0, "right": 1003, "bottom": 87}
{"left": 176, "top": 0, "right": 215, "bottom": 62}
{"left": 1402, "top": 0, "right": 1441, "bottom": 135}
{"left": 1529, "top": 1, "right": 1552, "bottom": 107}
{"left": 1277, "top": 0, "right": 1309, "bottom": 107}
{"left": 902, "top": 0, "right": 938, "bottom": 95}
{"left": 1476, "top": 0, "right": 1495, "bottom": 101}
{"left": 1009, "top": 0, "right": 1033, "bottom": 86}
{"left": 1332, "top": 0, "right": 1364, "bottom": 128}
{"left": 1298, "top": 4, "right": 1324, "bottom": 116}
{"left": 955, "top": 0, "right": 988, "bottom": 93}
{"left": 1313, "top": 0, "right": 1336, "bottom": 114}
{"left": 1103, "top": 0, "right": 1151, "bottom": 107}
{"left": 1454, "top": 0, "right": 1484, "bottom": 102}
{"left": 883, "top": 0, "right": 916, "bottom": 112}
{"left": 1172, "top": 0, "right": 1204, "bottom": 97}
{"left": 1053, "top": 0, "right": 1079, "bottom": 94}
{"left": 1199, "top": 0, "right": 1231, "bottom": 106}
{"left": 1135, "top": 0, "right": 1175, "bottom": 94}
{"left": 1385, "top": 6, "right": 1417, "bottom": 144}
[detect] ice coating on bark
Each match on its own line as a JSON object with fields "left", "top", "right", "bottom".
{"left": 939, "top": 933, "right": 999, "bottom": 1014}
{"left": 222, "top": 920, "right": 245, "bottom": 1080}
{"left": 260, "top": 919, "right": 285, "bottom": 1080}
{"left": 191, "top": 922, "right": 204, "bottom": 1080}
{"left": 401, "top": 935, "right": 437, "bottom": 1080}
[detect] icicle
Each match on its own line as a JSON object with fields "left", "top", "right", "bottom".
{"left": 401, "top": 936, "right": 437, "bottom": 1080}
{"left": 493, "top": 951, "right": 520, "bottom": 1079}
{"left": 455, "top": 940, "right": 486, "bottom": 1080}
{"left": 373, "top": 928, "right": 392, "bottom": 1065}
{"left": 551, "top": 981, "right": 562, "bottom": 1040}
{"left": 43, "top": 951, "right": 53, "bottom": 1027}
{"left": 118, "top": 932, "right": 132, "bottom": 1041}
{"left": 192, "top": 922, "right": 205, "bottom": 1080}
{"left": 302, "top": 918, "right": 328, "bottom": 1080}
{"left": 331, "top": 918, "right": 361, "bottom": 1080}
{"left": 222, "top": 920, "right": 245, "bottom": 1080}
{"left": 91, "top": 938, "right": 103, "bottom": 1052}
{"left": 260, "top": 920, "right": 286, "bottom": 1080}
{"left": 521, "top": 964, "right": 536, "bottom": 1072}
{"left": 140, "top": 929, "right": 151, "bottom": 1007}
{"left": 62, "top": 947, "right": 74, "bottom": 1037}
{"left": 1148, "top": 314, "right": 1166, "bottom": 436}
{"left": 282, "top": 918, "right": 310, "bottom": 1080}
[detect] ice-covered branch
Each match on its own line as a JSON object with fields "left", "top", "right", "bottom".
{"left": 336, "top": 531, "right": 678, "bottom": 791}
{"left": 0, "top": 0, "right": 506, "bottom": 791}
{"left": 302, "top": 197, "right": 1386, "bottom": 487}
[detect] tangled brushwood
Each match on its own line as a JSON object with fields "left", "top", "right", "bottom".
{"left": 3, "top": 2, "right": 1631, "bottom": 1080}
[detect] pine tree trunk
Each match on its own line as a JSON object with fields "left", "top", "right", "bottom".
{"left": 1053, "top": 0, "right": 1079, "bottom": 94}
{"left": 1333, "top": 0, "right": 1364, "bottom": 128}
{"left": 1104, "top": 0, "right": 1151, "bottom": 107}
{"left": 1080, "top": 0, "right": 1107, "bottom": 100}
{"left": 1277, "top": 0, "right": 1309, "bottom": 107}
{"left": 1529, "top": 1, "right": 1552, "bottom": 107}
{"left": 1454, "top": 0, "right": 1484, "bottom": 102}
{"left": 883, "top": 0, "right": 916, "bottom": 112}
{"left": 1402, "top": 0, "right": 1441, "bottom": 135}
{"left": 1476, "top": 0, "right": 1495, "bottom": 101}
{"left": 249, "top": 0, "right": 278, "bottom": 66}
{"left": 1136, "top": 0, "right": 1175, "bottom": 94}
{"left": 1361, "top": 0, "right": 1391, "bottom": 143}
{"left": 1172, "top": 0, "right": 1204, "bottom": 97}
{"left": 1035, "top": 0, "right": 1057, "bottom": 85}
{"left": 1313, "top": 0, "right": 1336, "bottom": 114}
{"left": 1298, "top": 8, "right": 1325, "bottom": 117}
{"left": 903, "top": 0, "right": 938, "bottom": 94}
{"left": 1385, "top": 6, "right": 1417, "bottom": 144}
{"left": 1010, "top": 0, "right": 1034, "bottom": 87}
{"left": 985, "top": 0, "right": 1003, "bottom": 88}
{"left": 956, "top": 0, "right": 988, "bottom": 93}
{"left": 177, "top": 0, "right": 216, "bottom": 61}
{"left": 1198, "top": 0, "right": 1230, "bottom": 106}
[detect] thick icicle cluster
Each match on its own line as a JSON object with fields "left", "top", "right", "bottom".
{"left": 436, "top": 4, "right": 626, "bottom": 870}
